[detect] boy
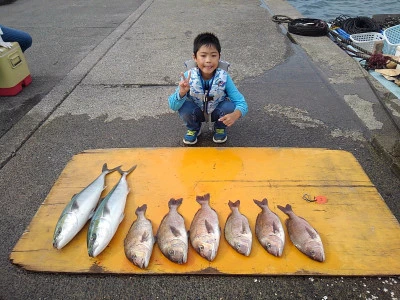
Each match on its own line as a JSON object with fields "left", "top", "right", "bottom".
{"left": 168, "top": 32, "right": 248, "bottom": 145}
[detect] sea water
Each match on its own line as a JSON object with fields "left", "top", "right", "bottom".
{"left": 285, "top": 0, "right": 400, "bottom": 21}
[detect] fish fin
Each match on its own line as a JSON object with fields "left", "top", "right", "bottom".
{"left": 116, "top": 166, "right": 123, "bottom": 175}
{"left": 254, "top": 198, "right": 268, "bottom": 209}
{"left": 305, "top": 226, "right": 317, "bottom": 239}
{"left": 141, "top": 231, "right": 150, "bottom": 242}
{"left": 241, "top": 221, "right": 249, "bottom": 234}
{"left": 168, "top": 198, "right": 183, "bottom": 208}
{"left": 126, "top": 164, "right": 137, "bottom": 174}
{"left": 103, "top": 163, "right": 122, "bottom": 174}
{"left": 196, "top": 193, "right": 210, "bottom": 205}
{"left": 277, "top": 204, "right": 292, "bottom": 215}
{"left": 272, "top": 221, "right": 280, "bottom": 234}
{"left": 71, "top": 198, "right": 80, "bottom": 211}
{"left": 261, "top": 198, "right": 268, "bottom": 206}
{"left": 88, "top": 210, "right": 95, "bottom": 220}
{"left": 170, "top": 226, "right": 181, "bottom": 237}
{"left": 253, "top": 199, "right": 262, "bottom": 207}
{"left": 135, "top": 204, "right": 147, "bottom": 216}
{"left": 119, "top": 213, "right": 125, "bottom": 224}
{"left": 98, "top": 196, "right": 105, "bottom": 205}
{"left": 228, "top": 200, "right": 240, "bottom": 209}
{"left": 118, "top": 164, "right": 137, "bottom": 175}
{"left": 103, "top": 204, "right": 111, "bottom": 216}
{"left": 205, "top": 219, "right": 214, "bottom": 234}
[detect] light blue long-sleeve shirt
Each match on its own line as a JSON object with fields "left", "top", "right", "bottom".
{"left": 168, "top": 71, "right": 248, "bottom": 117}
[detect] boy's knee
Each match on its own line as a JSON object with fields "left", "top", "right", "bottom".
{"left": 20, "top": 33, "right": 32, "bottom": 51}
{"left": 219, "top": 100, "right": 235, "bottom": 113}
{"left": 25, "top": 34, "right": 32, "bottom": 48}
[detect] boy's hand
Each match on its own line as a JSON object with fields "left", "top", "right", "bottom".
{"left": 178, "top": 70, "right": 191, "bottom": 98}
{"left": 218, "top": 110, "right": 242, "bottom": 127}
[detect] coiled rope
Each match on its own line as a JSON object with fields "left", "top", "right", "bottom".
{"left": 329, "top": 15, "right": 381, "bottom": 34}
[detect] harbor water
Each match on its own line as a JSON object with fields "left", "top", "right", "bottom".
{"left": 285, "top": 0, "right": 400, "bottom": 21}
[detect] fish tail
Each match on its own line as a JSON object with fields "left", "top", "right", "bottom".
{"left": 117, "top": 165, "right": 137, "bottom": 175}
{"left": 168, "top": 198, "right": 183, "bottom": 208}
{"left": 106, "top": 163, "right": 121, "bottom": 173}
{"left": 135, "top": 204, "right": 147, "bottom": 216}
{"left": 196, "top": 193, "right": 210, "bottom": 205}
{"left": 253, "top": 199, "right": 262, "bottom": 207}
{"left": 261, "top": 198, "right": 268, "bottom": 206}
{"left": 277, "top": 204, "right": 292, "bottom": 215}
{"left": 253, "top": 198, "right": 268, "bottom": 208}
{"left": 228, "top": 200, "right": 240, "bottom": 209}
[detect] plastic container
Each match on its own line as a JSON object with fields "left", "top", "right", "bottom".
{"left": 349, "top": 32, "right": 385, "bottom": 53}
{"left": 383, "top": 24, "right": 400, "bottom": 55}
{"left": 334, "top": 28, "right": 350, "bottom": 40}
{"left": 0, "top": 42, "right": 32, "bottom": 96}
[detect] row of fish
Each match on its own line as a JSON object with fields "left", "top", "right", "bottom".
{"left": 53, "top": 163, "right": 137, "bottom": 257}
{"left": 52, "top": 164, "right": 324, "bottom": 266}
{"left": 124, "top": 193, "right": 325, "bottom": 269}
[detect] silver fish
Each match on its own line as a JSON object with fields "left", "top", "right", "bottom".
{"left": 53, "top": 163, "right": 119, "bottom": 250}
{"left": 190, "top": 193, "right": 220, "bottom": 261}
{"left": 224, "top": 200, "right": 252, "bottom": 256}
{"left": 124, "top": 204, "right": 155, "bottom": 269}
{"left": 254, "top": 198, "right": 285, "bottom": 257}
{"left": 277, "top": 204, "right": 325, "bottom": 262}
{"left": 87, "top": 165, "right": 137, "bottom": 257}
{"left": 156, "top": 198, "right": 188, "bottom": 264}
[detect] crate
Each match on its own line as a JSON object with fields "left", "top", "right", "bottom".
{"left": 383, "top": 24, "right": 400, "bottom": 55}
{"left": 349, "top": 32, "right": 385, "bottom": 53}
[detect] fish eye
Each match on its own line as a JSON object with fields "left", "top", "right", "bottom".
{"left": 90, "top": 234, "right": 96, "bottom": 241}
{"left": 236, "top": 243, "right": 241, "bottom": 249}
{"left": 266, "top": 243, "right": 271, "bottom": 249}
{"left": 168, "top": 249, "right": 174, "bottom": 255}
{"left": 198, "top": 245, "right": 204, "bottom": 251}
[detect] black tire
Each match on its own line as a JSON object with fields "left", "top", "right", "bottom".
{"left": 288, "top": 18, "right": 328, "bottom": 37}
{"left": 0, "top": 0, "right": 18, "bottom": 5}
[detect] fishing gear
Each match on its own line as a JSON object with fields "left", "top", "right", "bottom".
{"left": 340, "top": 16, "right": 381, "bottom": 34}
{"left": 272, "top": 15, "right": 328, "bottom": 36}
{"left": 328, "top": 29, "right": 400, "bottom": 69}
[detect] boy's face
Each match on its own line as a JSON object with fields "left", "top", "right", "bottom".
{"left": 193, "top": 45, "right": 220, "bottom": 80}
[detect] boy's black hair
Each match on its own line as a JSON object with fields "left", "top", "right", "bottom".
{"left": 193, "top": 32, "right": 221, "bottom": 56}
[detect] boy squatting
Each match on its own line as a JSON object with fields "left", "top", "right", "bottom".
{"left": 168, "top": 32, "right": 248, "bottom": 145}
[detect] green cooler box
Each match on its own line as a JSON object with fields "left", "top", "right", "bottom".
{"left": 0, "top": 42, "right": 32, "bottom": 96}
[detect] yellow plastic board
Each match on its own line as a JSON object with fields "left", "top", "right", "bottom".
{"left": 10, "top": 147, "right": 400, "bottom": 275}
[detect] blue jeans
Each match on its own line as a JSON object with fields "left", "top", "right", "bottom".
{"left": 178, "top": 100, "right": 235, "bottom": 131}
{"left": 0, "top": 24, "right": 32, "bottom": 52}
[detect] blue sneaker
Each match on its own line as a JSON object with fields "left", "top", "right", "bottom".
{"left": 213, "top": 127, "right": 227, "bottom": 143}
{"left": 183, "top": 129, "right": 201, "bottom": 145}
